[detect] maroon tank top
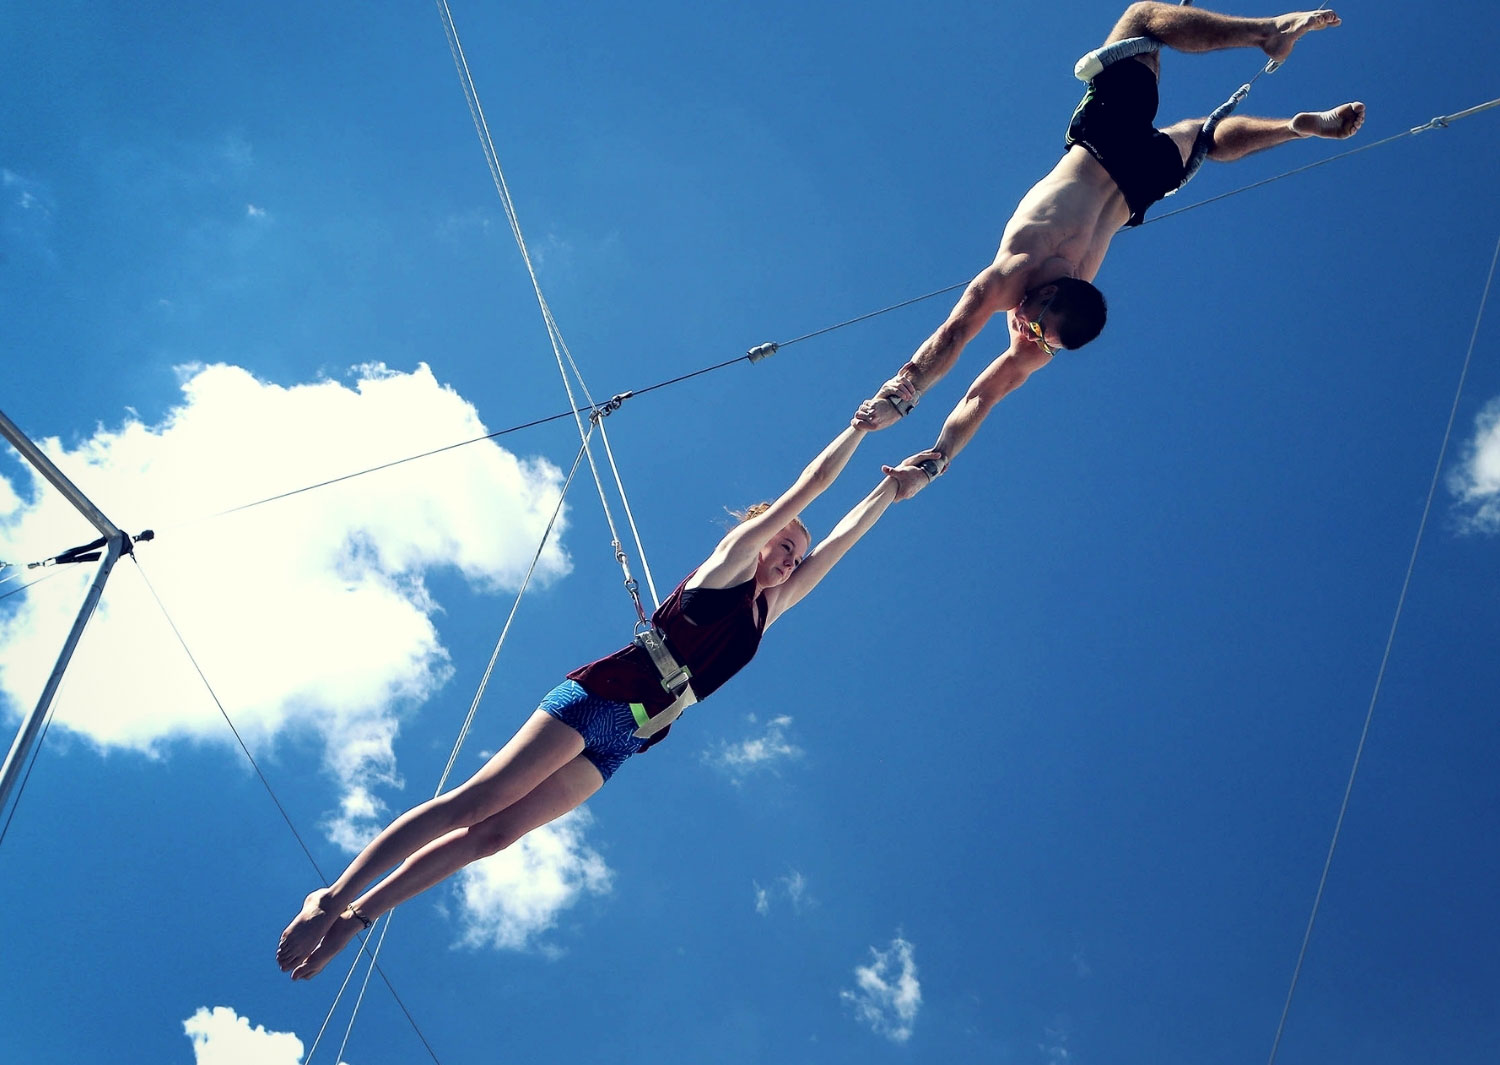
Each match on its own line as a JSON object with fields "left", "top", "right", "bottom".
{"left": 566, "top": 574, "right": 767, "bottom": 749}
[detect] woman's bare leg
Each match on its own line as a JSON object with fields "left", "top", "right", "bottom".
{"left": 290, "top": 754, "right": 605, "bottom": 980}
{"left": 277, "top": 710, "right": 584, "bottom": 971}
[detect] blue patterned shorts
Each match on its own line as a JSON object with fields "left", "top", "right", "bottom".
{"left": 537, "top": 680, "right": 646, "bottom": 782}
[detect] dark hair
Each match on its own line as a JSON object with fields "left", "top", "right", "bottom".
{"left": 1043, "top": 277, "right": 1107, "bottom": 349}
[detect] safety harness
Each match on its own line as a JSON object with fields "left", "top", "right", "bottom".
{"left": 630, "top": 626, "right": 698, "bottom": 739}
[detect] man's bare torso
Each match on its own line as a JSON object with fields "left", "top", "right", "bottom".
{"left": 997, "top": 146, "right": 1135, "bottom": 286}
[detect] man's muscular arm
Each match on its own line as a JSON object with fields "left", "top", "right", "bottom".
{"left": 934, "top": 342, "right": 1049, "bottom": 459}
{"left": 853, "top": 254, "right": 1035, "bottom": 430}
{"left": 885, "top": 334, "right": 1053, "bottom": 499}
{"left": 901, "top": 260, "right": 1031, "bottom": 390}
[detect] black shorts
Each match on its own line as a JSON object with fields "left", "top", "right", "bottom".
{"left": 1064, "top": 56, "right": 1186, "bottom": 227}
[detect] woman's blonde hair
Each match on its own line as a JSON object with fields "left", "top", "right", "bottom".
{"left": 729, "top": 502, "right": 810, "bottom": 544}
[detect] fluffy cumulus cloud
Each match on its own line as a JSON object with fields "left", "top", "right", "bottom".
{"left": 453, "top": 808, "right": 612, "bottom": 953}
{"left": 1449, "top": 396, "right": 1500, "bottom": 533}
{"left": 0, "top": 362, "right": 571, "bottom": 851}
{"left": 705, "top": 713, "right": 802, "bottom": 778}
{"left": 183, "top": 1006, "right": 312, "bottom": 1065}
{"left": 840, "top": 935, "right": 922, "bottom": 1043}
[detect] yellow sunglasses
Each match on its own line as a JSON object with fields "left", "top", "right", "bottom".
{"left": 1027, "top": 318, "right": 1058, "bottom": 357}
{"left": 1025, "top": 292, "right": 1060, "bottom": 356}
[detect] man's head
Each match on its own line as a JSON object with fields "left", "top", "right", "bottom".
{"left": 1020, "top": 278, "right": 1107, "bottom": 351}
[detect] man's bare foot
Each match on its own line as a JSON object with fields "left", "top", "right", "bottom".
{"left": 1291, "top": 102, "right": 1365, "bottom": 140}
{"left": 1265, "top": 10, "right": 1341, "bottom": 64}
{"left": 291, "top": 908, "right": 367, "bottom": 981}
{"left": 277, "top": 888, "right": 341, "bottom": 972}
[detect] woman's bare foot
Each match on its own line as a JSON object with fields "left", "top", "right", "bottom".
{"left": 1265, "top": 10, "right": 1341, "bottom": 64}
{"left": 277, "top": 888, "right": 341, "bottom": 972}
{"left": 291, "top": 908, "right": 367, "bottom": 981}
{"left": 1291, "top": 102, "right": 1366, "bottom": 140}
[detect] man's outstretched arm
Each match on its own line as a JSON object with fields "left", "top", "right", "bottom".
{"left": 883, "top": 338, "right": 1052, "bottom": 500}
{"left": 853, "top": 255, "right": 1037, "bottom": 430}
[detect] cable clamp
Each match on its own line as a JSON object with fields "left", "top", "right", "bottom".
{"left": 589, "top": 393, "right": 631, "bottom": 424}
{"left": 747, "top": 342, "right": 779, "bottom": 363}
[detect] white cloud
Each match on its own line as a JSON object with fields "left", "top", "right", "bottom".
{"left": 246, "top": 203, "right": 268, "bottom": 220}
{"left": 219, "top": 132, "right": 255, "bottom": 170}
{"left": 1040, "top": 1025, "right": 1072, "bottom": 1065}
{"left": 840, "top": 935, "right": 922, "bottom": 1043}
{"left": 532, "top": 230, "right": 623, "bottom": 281}
{"left": 438, "top": 208, "right": 496, "bottom": 241}
{"left": 453, "top": 807, "right": 612, "bottom": 953}
{"left": 782, "top": 868, "right": 809, "bottom": 910}
{"left": 705, "top": 713, "right": 802, "bottom": 777}
{"left": 534, "top": 231, "right": 575, "bottom": 272}
{"left": 183, "top": 1006, "right": 312, "bottom": 1065}
{"left": 754, "top": 883, "right": 770, "bottom": 915}
{"left": 0, "top": 473, "right": 19, "bottom": 517}
{"left": 323, "top": 783, "right": 388, "bottom": 855}
{"left": 1450, "top": 395, "right": 1500, "bottom": 533}
{"left": 753, "top": 868, "right": 812, "bottom": 917}
{"left": 0, "top": 362, "right": 572, "bottom": 848}
{"left": 3, "top": 168, "right": 58, "bottom": 264}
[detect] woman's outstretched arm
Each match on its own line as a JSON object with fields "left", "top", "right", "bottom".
{"left": 692, "top": 425, "right": 870, "bottom": 589}
{"left": 762, "top": 473, "right": 899, "bottom": 627}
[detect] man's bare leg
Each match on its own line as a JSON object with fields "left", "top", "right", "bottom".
{"left": 1165, "top": 102, "right": 1364, "bottom": 164}
{"left": 1106, "top": 3, "right": 1340, "bottom": 64}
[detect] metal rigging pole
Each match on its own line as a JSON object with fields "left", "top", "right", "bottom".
{"left": 0, "top": 407, "right": 137, "bottom": 820}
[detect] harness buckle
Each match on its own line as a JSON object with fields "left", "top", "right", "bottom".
{"left": 659, "top": 664, "right": 693, "bottom": 694}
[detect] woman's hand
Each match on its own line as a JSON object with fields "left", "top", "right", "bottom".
{"left": 882, "top": 448, "right": 946, "bottom": 501}
{"left": 851, "top": 374, "right": 919, "bottom": 430}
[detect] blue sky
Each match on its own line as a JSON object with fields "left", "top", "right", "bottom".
{"left": 3, "top": 2, "right": 1499, "bottom": 1063}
